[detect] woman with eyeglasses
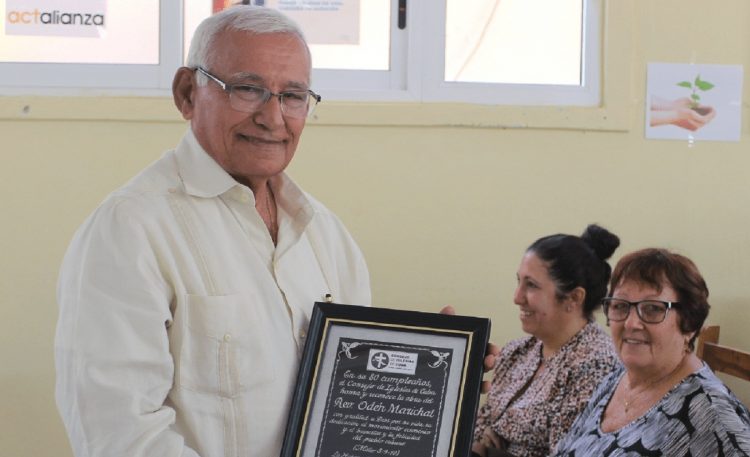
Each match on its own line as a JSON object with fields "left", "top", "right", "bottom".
{"left": 471, "top": 225, "right": 621, "bottom": 457}
{"left": 552, "top": 248, "right": 750, "bottom": 456}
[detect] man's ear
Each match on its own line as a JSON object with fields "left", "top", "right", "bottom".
{"left": 173, "top": 67, "right": 197, "bottom": 120}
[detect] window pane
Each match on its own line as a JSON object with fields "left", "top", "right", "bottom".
{"left": 445, "top": 0, "right": 583, "bottom": 85}
{"left": 301, "top": 0, "right": 390, "bottom": 71}
{"left": 0, "top": 0, "right": 160, "bottom": 64}
{"left": 184, "top": 0, "right": 390, "bottom": 70}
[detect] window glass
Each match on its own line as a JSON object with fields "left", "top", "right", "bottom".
{"left": 445, "top": 0, "right": 583, "bottom": 85}
{"left": 0, "top": 0, "right": 600, "bottom": 109}
{"left": 184, "top": 0, "right": 390, "bottom": 70}
{"left": 0, "top": 0, "right": 159, "bottom": 64}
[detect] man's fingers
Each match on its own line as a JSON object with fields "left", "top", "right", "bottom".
{"left": 439, "top": 305, "right": 456, "bottom": 315}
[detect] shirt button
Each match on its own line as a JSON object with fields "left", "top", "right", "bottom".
{"left": 223, "top": 333, "right": 232, "bottom": 342}
{"left": 240, "top": 193, "right": 250, "bottom": 203}
{"left": 167, "top": 187, "right": 177, "bottom": 193}
{"left": 299, "top": 330, "right": 306, "bottom": 340}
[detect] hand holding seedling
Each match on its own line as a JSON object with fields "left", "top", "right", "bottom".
{"left": 649, "top": 95, "right": 716, "bottom": 131}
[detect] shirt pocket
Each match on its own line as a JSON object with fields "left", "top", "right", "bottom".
{"left": 177, "top": 293, "right": 276, "bottom": 395}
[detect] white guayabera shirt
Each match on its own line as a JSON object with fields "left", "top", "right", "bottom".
{"left": 55, "top": 129, "right": 371, "bottom": 457}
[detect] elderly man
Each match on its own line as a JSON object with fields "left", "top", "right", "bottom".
{"left": 55, "top": 6, "right": 370, "bottom": 456}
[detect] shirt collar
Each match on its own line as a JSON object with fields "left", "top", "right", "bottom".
{"left": 175, "top": 128, "right": 238, "bottom": 198}
{"left": 174, "top": 128, "right": 315, "bottom": 228}
{"left": 274, "top": 173, "right": 314, "bottom": 230}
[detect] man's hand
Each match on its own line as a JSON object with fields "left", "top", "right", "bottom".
{"left": 439, "top": 305, "right": 456, "bottom": 315}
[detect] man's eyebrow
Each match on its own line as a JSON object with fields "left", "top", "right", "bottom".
{"left": 227, "top": 72, "right": 310, "bottom": 90}
{"left": 284, "top": 81, "right": 310, "bottom": 91}
{"left": 227, "top": 72, "right": 263, "bottom": 83}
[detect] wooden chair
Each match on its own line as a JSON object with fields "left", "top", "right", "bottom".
{"left": 696, "top": 325, "right": 750, "bottom": 382}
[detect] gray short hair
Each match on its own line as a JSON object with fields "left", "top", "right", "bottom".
{"left": 187, "top": 5, "right": 309, "bottom": 85}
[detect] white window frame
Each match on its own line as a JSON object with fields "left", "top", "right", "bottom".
{"left": 312, "top": 0, "right": 631, "bottom": 132}
{"left": 419, "top": 0, "right": 601, "bottom": 106}
{"left": 0, "top": 0, "right": 633, "bottom": 132}
{"left": 309, "top": 1, "right": 411, "bottom": 101}
{"left": 0, "top": 2, "right": 180, "bottom": 96}
{"left": 311, "top": 0, "right": 601, "bottom": 106}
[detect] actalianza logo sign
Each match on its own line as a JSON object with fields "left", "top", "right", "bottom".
{"left": 6, "top": 0, "right": 106, "bottom": 38}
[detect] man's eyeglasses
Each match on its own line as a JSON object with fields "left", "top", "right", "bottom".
{"left": 601, "top": 297, "right": 680, "bottom": 324}
{"left": 195, "top": 67, "right": 321, "bottom": 119}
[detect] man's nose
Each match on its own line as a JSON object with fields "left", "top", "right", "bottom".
{"left": 253, "top": 94, "right": 285, "bottom": 129}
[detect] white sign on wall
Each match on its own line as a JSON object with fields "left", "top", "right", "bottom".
{"left": 5, "top": 0, "right": 106, "bottom": 38}
{"left": 645, "top": 63, "right": 744, "bottom": 142}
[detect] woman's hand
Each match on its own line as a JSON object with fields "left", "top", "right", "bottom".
{"left": 472, "top": 429, "right": 504, "bottom": 457}
{"left": 472, "top": 440, "right": 488, "bottom": 457}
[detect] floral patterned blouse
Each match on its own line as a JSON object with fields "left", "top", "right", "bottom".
{"left": 551, "top": 363, "right": 750, "bottom": 456}
{"left": 473, "top": 322, "right": 619, "bottom": 457}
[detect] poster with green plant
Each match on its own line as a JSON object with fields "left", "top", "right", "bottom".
{"left": 646, "top": 63, "right": 743, "bottom": 142}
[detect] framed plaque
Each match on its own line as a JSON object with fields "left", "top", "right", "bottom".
{"left": 281, "top": 302, "right": 491, "bottom": 457}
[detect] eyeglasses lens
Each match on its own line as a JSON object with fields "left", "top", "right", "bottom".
{"left": 228, "top": 87, "right": 314, "bottom": 119}
{"left": 604, "top": 299, "right": 668, "bottom": 323}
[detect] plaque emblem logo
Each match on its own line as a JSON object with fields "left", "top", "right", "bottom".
{"left": 370, "top": 351, "right": 390, "bottom": 369}
{"left": 366, "top": 349, "right": 418, "bottom": 375}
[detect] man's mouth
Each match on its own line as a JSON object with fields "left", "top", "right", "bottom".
{"left": 238, "top": 133, "right": 284, "bottom": 145}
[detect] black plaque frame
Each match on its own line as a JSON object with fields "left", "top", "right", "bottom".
{"left": 281, "top": 302, "right": 490, "bottom": 457}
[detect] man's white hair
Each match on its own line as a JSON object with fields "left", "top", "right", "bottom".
{"left": 186, "top": 5, "right": 310, "bottom": 85}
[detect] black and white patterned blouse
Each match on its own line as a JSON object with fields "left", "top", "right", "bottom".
{"left": 473, "top": 322, "right": 619, "bottom": 457}
{"left": 552, "top": 363, "right": 750, "bottom": 456}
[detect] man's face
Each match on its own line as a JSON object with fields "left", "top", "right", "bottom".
{"left": 183, "top": 30, "right": 311, "bottom": 188}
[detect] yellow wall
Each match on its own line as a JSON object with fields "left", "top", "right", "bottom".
{"left": 2, "top": 1, "right": 749, "bottom": 455}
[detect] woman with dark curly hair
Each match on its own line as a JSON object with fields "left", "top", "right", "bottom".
{"left": 553, "top": 248, "right": 750, "bottom": 455}
{"left": 472, "top": 224, "right": 621, "bottom": 457}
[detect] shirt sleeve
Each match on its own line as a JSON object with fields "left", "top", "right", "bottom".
{"left": 55, "top": 197, "right": 200, "bottom": 457}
